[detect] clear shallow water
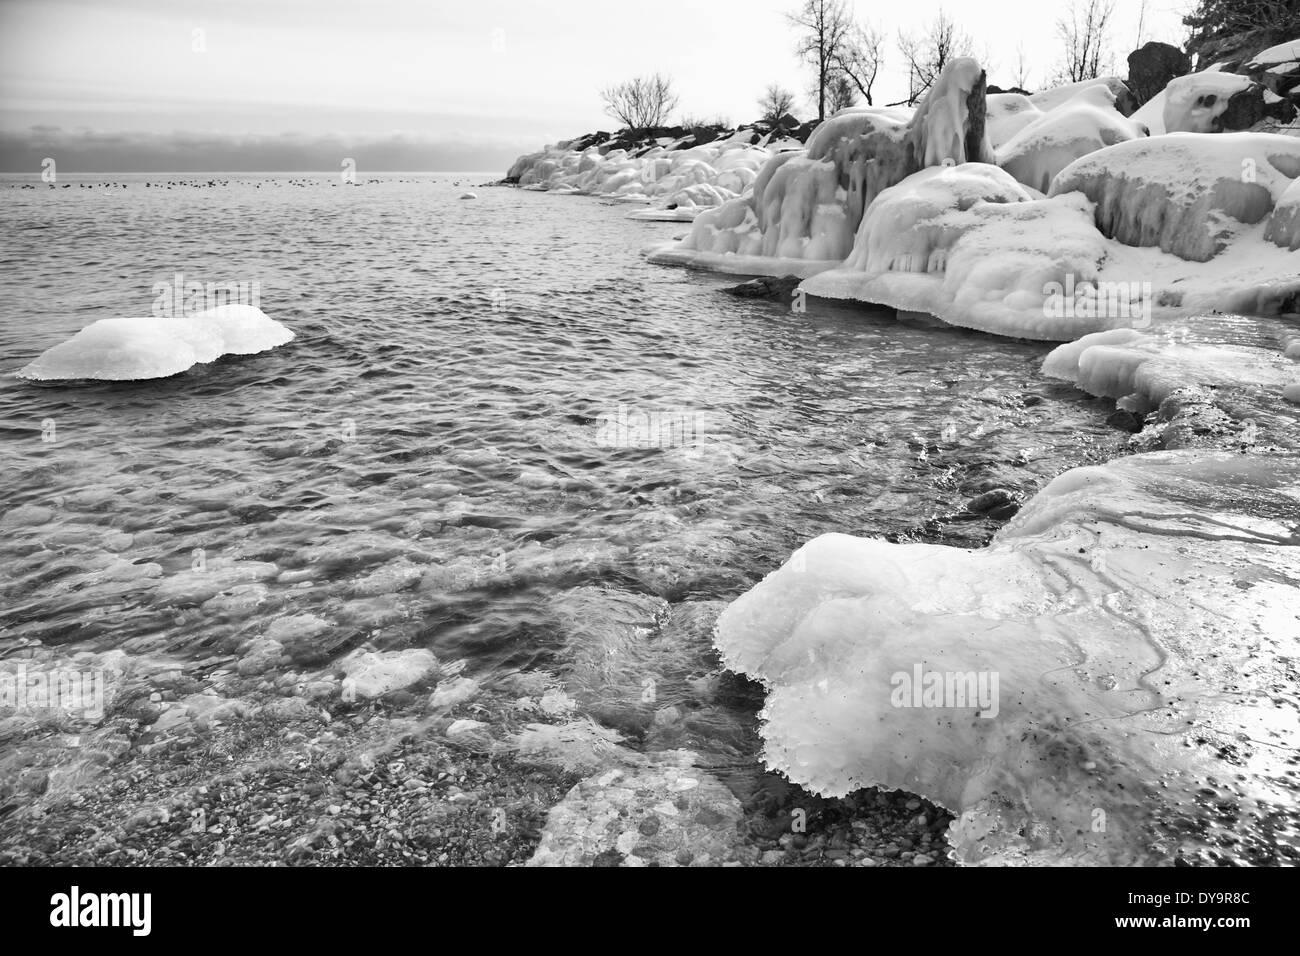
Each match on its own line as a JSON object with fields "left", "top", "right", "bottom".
{"left": 0, "top": 173, "right": 1128, "bottom": 693}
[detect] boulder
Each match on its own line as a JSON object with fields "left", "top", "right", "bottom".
{"left": 1126, "top": 41, "right": 1192, "bottom": 106}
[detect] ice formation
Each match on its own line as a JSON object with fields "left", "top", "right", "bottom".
{"left": 649, "top": 58, "right": 992, "bottom": 276}
{"left": 1049, "top": 132, "right": 1300, "bottom": 260}
{"left": 995, "top": 85, "right": 1147, "bottom": 193}
{"left": 508, "top": 131, "right": 779, "bottom": 221}
{"left": 802, "top": 130, "right": 1300, "bottom": 340}
{"left": 17, "top": 304, "right": 294, "bottom": 382}
{"left": 1027, "top": 76, "right": 1133, "bottom": 114}
{"left": 1042, "top": 327, "right": 1300, "bottom": 409}
{"left": 715, "top": 449, "right": 1300, "bottom": 864}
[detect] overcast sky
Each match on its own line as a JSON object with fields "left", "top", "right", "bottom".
{"left": 0, "top": 0, "right": 1192, "bottom": 172}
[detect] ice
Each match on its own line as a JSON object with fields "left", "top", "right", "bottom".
{"left": 1042, "top": 327, "right": 1300, "bottom": 409}
{"left": 1050, "top": 132, "right": 1300, "bottom": 261}
{"left": 996, "top": 85, "right": 1147, "bottom": 193}
{"left": 509, "top": 134, "right": 777, "bottom": 221}
{"left": 650, "top": 58, "right": 991, "bottom": 276}
{"left": 17, "top": 304, "right": 294, "bottom": 382}
{"left": 801, "top": 170, "right": 1117, "bottom": 340}
{"left": 715, "top": 450, "right": 1300, "bottom": 864}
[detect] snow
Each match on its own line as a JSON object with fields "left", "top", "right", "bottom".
{"left": 1131, "top": 70, "right": 1254, "bottom": 135}
{"left": 1245, "top": 38, "right": 1300, "bottom": 72}
{"left": 715, "top": 449, "right": 1300, "bottom": 864}
{"left": 985, "top": 93, "right": 1043, "bottom": 150}
{"left": 996, "top": 84, "right": 1147, "bottom": 193}
{"left": 17, "top": 304, "right": 295, "bottom": 382}
{"left": 1042, "top": 327, "right": 1300, "bottom": 409}
{"left": 1027, "top": 76, "right": 1130, "bottom": 113}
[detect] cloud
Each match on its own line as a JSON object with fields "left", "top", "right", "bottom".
{"left": 0, "top": 126, "right": 535, "bottom": 172}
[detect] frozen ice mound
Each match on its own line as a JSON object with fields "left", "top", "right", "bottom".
{"left": 996, "top": 85, "right": 1147, "bottom": 193}
{"left": 17, "top": 304, "right": 294, "bottom": 381}
{"left": 1043, "top": 327, "right": 1300, "bottom": 409}
{"left": 649, "top": 58, "right": 993, "bottom": 276}
{"left": 1049, "top": 132, "right": 1300, "bottom": 261}
{"left": 801, "top": 167, "right": 1118, "bottom": 340}
{"left": 715, "top": 450, "right": 1300, "bottom": 864}
{"left": 1265, "top": 176, "right": 1300, "bottom": 250}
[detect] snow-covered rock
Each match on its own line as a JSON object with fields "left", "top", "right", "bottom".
{"left": 17, "top": 304, "right": 294, "bottom": 382}
{"left": 1264, "top": 175, "right": 1300, "bottom": 249}
{"left": 1049, "top": 132, "right": 1300, "bottom": 261}
{"left": 997, "top": 84, "right": 1148, "bottom": 193}
{"left": 649, "top": 57, "right": 992, "bottom": 276}
{"left": 1132, "top": 70, "right": 1256, "bottom": 135}
{"left": 715, "top": 449, "right": 1300, "bottom": 864}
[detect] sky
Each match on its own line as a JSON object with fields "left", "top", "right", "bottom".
{"left": 0, "top": 0, "right": 1193, "bottom": 172}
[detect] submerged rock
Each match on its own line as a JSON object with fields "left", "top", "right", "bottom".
{"left": 528, "top": 753, "right": 746, "bottom": 866}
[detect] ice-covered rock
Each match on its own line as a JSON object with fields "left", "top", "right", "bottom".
{"left": 17, "top": 304, "right": 294, "bottom": 381}
{"left": 1265, "top": 175, "right": 1300, "bottom": 249}
{"left": 985, "top": 93, "right": 1043, "bottom": 150}
{"left": 1042, "top": 327, "right": 1300, "bottom": 410}
{"left": 1049, "top": 132, "right": 1300, "bottom": 261}
{"left": 996, "top": 84, "right": 1148, "bottom": 193}
{"left": 649, "top": 57, "right": 992, "bottom": 276}
{"left": 715, "top": 450, "right": 1300, "bottom": 864}
{"left": 1029, "top": 76, "right": 1135, "bottom": 115}
{"left": 801, "top": 169, "right": 1118, "bottom": 340}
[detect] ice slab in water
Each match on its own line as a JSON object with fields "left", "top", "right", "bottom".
{"left": 17, "top": 304, "right": 294, "bottom": 381}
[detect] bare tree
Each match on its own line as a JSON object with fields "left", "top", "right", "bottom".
{"left": 832, "top": 22, "right": 885, "bottom": 105}
{"left": 788, "top": 0, "right": 854, "bottom": 121}
{"left": 1057, "top": 0, "right": 1117, "bottom": 84}
{"left": 896, "top": 9, "right": 974, "bottom": 105}
{"left": 1013, "top": 40, "right": 1031, "bottom": 91}
{"left": 758, "top": 84, "right": 798, "bottom": 124}
{"left": 1135, "top": 0, "right": 1149, "bottom": 47}
{"left": 600, "top": 74, "right": 680, "bottom": 131}
{"left": 826, "top": 71, "right": 858, "bottom": 113}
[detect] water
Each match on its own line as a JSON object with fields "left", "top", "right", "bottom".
{"left": 0, "top": 172, "right": 1126, "bottom": 749}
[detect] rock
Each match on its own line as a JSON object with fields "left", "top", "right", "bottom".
{"left": 446, "top": 719, "right": 487, "bottom": 738}
{"left": 236, "top": 637, "right": 285, "bottom": 676}
{"left": 339, "top": 648, "right": 437, "bottom": 700}
{"left": 964, "top": 488, "right": 1016, "bottom": 514}
{"left": 527, "top": 754, "right": 746, "bottom": 866}
{"left": 1106, "top": 408, "right": 1147, "bottom": 433}
{"left": 459, "top": 191, "right": 477, "bottom": 200}
{"left": 1126, "top": 42, "right": 1191, "bottom": 107}
{"left": 722, "top": 275, "right": 802, "bottom": 302}
{"left": 429, "top": 676, "right": 480, "bottom": 709}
